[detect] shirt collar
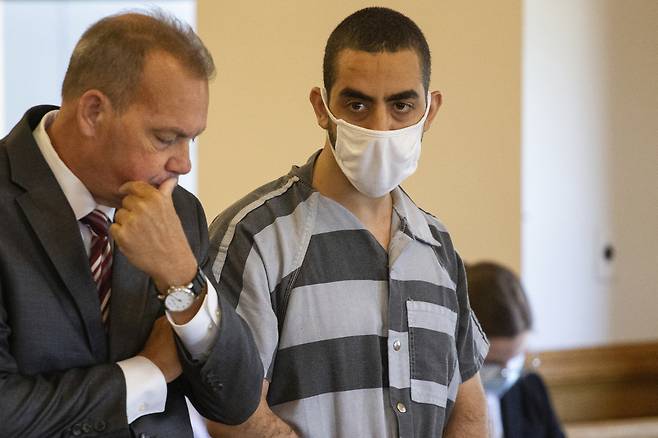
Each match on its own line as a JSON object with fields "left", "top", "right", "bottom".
{"left": 295, "top": 151, "right": 441, "bottom": 247}
{"left": 291, "top": 149, "right": 321, "bottom": 188}
{"left": 391, "top": 187, "right": 442, "bottom": 247}
{"left": 32, "top": 110, "right": 114, "bottom": 221}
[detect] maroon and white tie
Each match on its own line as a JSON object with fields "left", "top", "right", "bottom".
{"left": 81, "top": 209, "right": 113, "bottom": 327}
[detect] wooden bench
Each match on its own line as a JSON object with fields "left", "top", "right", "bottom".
{"left": 527, "top": 341, "right": 658, "bottom": 435}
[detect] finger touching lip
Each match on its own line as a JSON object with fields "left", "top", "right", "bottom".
{"left": 151, "top": 175, "right": 179, "bottom": 188}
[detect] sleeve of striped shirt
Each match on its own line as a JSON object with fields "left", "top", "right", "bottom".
{"left": 454, "top": 252, "right": 490, "bottom": 381}
{"left": 209, "top": 218, "right": 280, "bottom": 379}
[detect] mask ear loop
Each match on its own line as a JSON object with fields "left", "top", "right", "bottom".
{"left": 320, "top": 88, "right": 339, "bottom": 149}
{"left": 320, "top": 87, "right": 340, "bottom": 124}
{"left": 421, "top": 90, "right": 432, "bottom": 120}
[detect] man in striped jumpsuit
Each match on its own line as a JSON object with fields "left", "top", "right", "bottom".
{"left": 207, "top": 7, "right": 490, "bottom": 438}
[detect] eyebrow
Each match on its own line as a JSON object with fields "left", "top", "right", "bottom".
{"left": 337, "top": 88, "right": 420, "bottom": 102}
{"left": 386, "top": 90, "right": 420, "bottom": 101}
{"left": 338, "top": 88, "right": 374, "bottom": 103}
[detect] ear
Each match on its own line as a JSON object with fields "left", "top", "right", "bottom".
{"left": 422, "top": 91, "right": 443, "bottom": 132}
{"left": 309, "top": 87, "right": 330, "bottom": 130}
{"left": 76, "top": 89, "right": 113, "bottom": 138}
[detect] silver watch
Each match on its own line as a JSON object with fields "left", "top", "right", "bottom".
{"left": 161, "top": 266, "right": 206, "bottom": 312}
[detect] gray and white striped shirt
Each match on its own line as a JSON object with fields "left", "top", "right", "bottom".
{"left": 209, "top": 151, "right": 489, "bottom": 437}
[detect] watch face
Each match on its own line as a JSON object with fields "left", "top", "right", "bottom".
{"left": 165, "top": 289, "right": 195, "bottom": 312}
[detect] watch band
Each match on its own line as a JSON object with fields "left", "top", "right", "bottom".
{"left": 189, "top": 265, "right": 207, "bottom": 297}
{"left": 157, "top": 265, "right": 207, "bottom": 301}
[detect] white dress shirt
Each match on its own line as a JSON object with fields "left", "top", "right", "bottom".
{"left": 486, "top": 392, "right": 505, "bottom": 438}
{"left": 33, "top": 110, "right": 221, "bottom": 423}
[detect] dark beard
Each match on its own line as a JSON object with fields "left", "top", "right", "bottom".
{"left": 327, "top": 120, "right": 337, "bottom": 149}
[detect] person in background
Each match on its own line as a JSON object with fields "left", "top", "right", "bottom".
{"left": 466, "top": 261, "right": 565, "bottom": 438}
{"left": 205, "top": 7, "right": 489, "bottom": 438}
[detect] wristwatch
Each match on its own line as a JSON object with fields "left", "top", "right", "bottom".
{"left": 160, "top": 266, "right": 207, "bottom": 312}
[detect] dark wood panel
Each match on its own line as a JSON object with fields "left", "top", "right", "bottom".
{"left": 527, "top": 341, "right": 658, "bottom": 423}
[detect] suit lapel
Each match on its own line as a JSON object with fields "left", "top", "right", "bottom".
{"left": 8, "top": 107, "right": 108, "bottom": 361}
{"left": 107, "top": 248, "right": 161, "bottom": 361}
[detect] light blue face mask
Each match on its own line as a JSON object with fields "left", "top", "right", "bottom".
{"left": 480, "top": 353, "right": 525, "bottom": 398}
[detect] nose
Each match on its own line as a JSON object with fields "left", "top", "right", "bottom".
{"left": 166, "top": 140, "right": 192, "bottom": 175}
{"left": 364, "top": 104, "right": 391, "bottom": 131}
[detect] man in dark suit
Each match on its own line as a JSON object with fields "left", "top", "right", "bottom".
{"left": 0, "top": 11, "right": 262, "bottom": 437}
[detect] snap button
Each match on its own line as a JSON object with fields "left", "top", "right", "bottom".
{"left": 396, "top": 402, "right": 407, "bottom": 413}
{"left": 393, "top": 339, "right": 401, "bottom": 351}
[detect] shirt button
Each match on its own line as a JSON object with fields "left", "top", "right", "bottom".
{"left": 396, "top": 402, "right": 407, "bottom": 413}
{"left": 393, "top": 339, "right": 401, "bottom": 351}
{"left": 138, "top": 403, "right": 147, "bottom": 412}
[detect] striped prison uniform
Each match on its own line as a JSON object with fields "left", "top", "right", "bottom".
{"left": 208, "top": 151, "right": 489, "bottom": 437}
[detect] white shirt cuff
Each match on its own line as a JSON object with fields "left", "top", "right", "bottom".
{"left": 117, "top": 356, "right": 167, "bottom": 423}
{"left": 167, "top": 280, "right": 221, "bottom": 360}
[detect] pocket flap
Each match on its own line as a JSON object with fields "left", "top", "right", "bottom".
{"left": 406, "top": 300, "right": 457, "bottom": 336}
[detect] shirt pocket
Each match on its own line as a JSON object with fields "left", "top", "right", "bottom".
{"left": 406, "top": 299, "right": 458, "bottom": 408}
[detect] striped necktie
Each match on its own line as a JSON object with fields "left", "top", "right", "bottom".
{"left": 81, "top": 209, "right": 113, "bottom": 327}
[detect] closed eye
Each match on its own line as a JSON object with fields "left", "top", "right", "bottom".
{"left": 156, "top": 136, "right": 177, "bottom": 146}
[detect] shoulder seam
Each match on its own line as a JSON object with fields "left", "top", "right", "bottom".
{"left": 211, "top": 175, "right": 300, "bottom": 280}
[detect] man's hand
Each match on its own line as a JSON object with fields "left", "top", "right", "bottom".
{"left": 110, "top": 178, "right": 197, "bottom": 291}
{"left": 139, "top": 316, "right": 182, "bottom": 382}
{"left": 206, "top": 380, "right": 299, "bottom": 438}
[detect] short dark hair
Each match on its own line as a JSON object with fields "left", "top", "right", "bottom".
{"left": 466, "top": 261, "right": 533, "bottom": 338}
{"left": 323, "top": 7, "right": 431, "bottom": 97}
{"left": 62, "top": 10, "right": 215, "bottom": 112}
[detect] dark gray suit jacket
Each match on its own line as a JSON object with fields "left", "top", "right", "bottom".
{"left": 0, "top": 106, "right": 263, "bottom": 437}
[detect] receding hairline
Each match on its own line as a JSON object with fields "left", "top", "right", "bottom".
{"left": 131, "top": 50, "right": 209, "bottom": 106}
{"left": 61, "top": 9, "right": 214, "bottom": 111}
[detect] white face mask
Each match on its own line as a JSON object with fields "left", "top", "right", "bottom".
{"left": 321, "top": 87, "right": 431, "bottom": 198}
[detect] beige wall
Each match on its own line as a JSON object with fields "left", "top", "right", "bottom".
{"left": 197, "top": 1, "right": 521, "bottom": 271}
